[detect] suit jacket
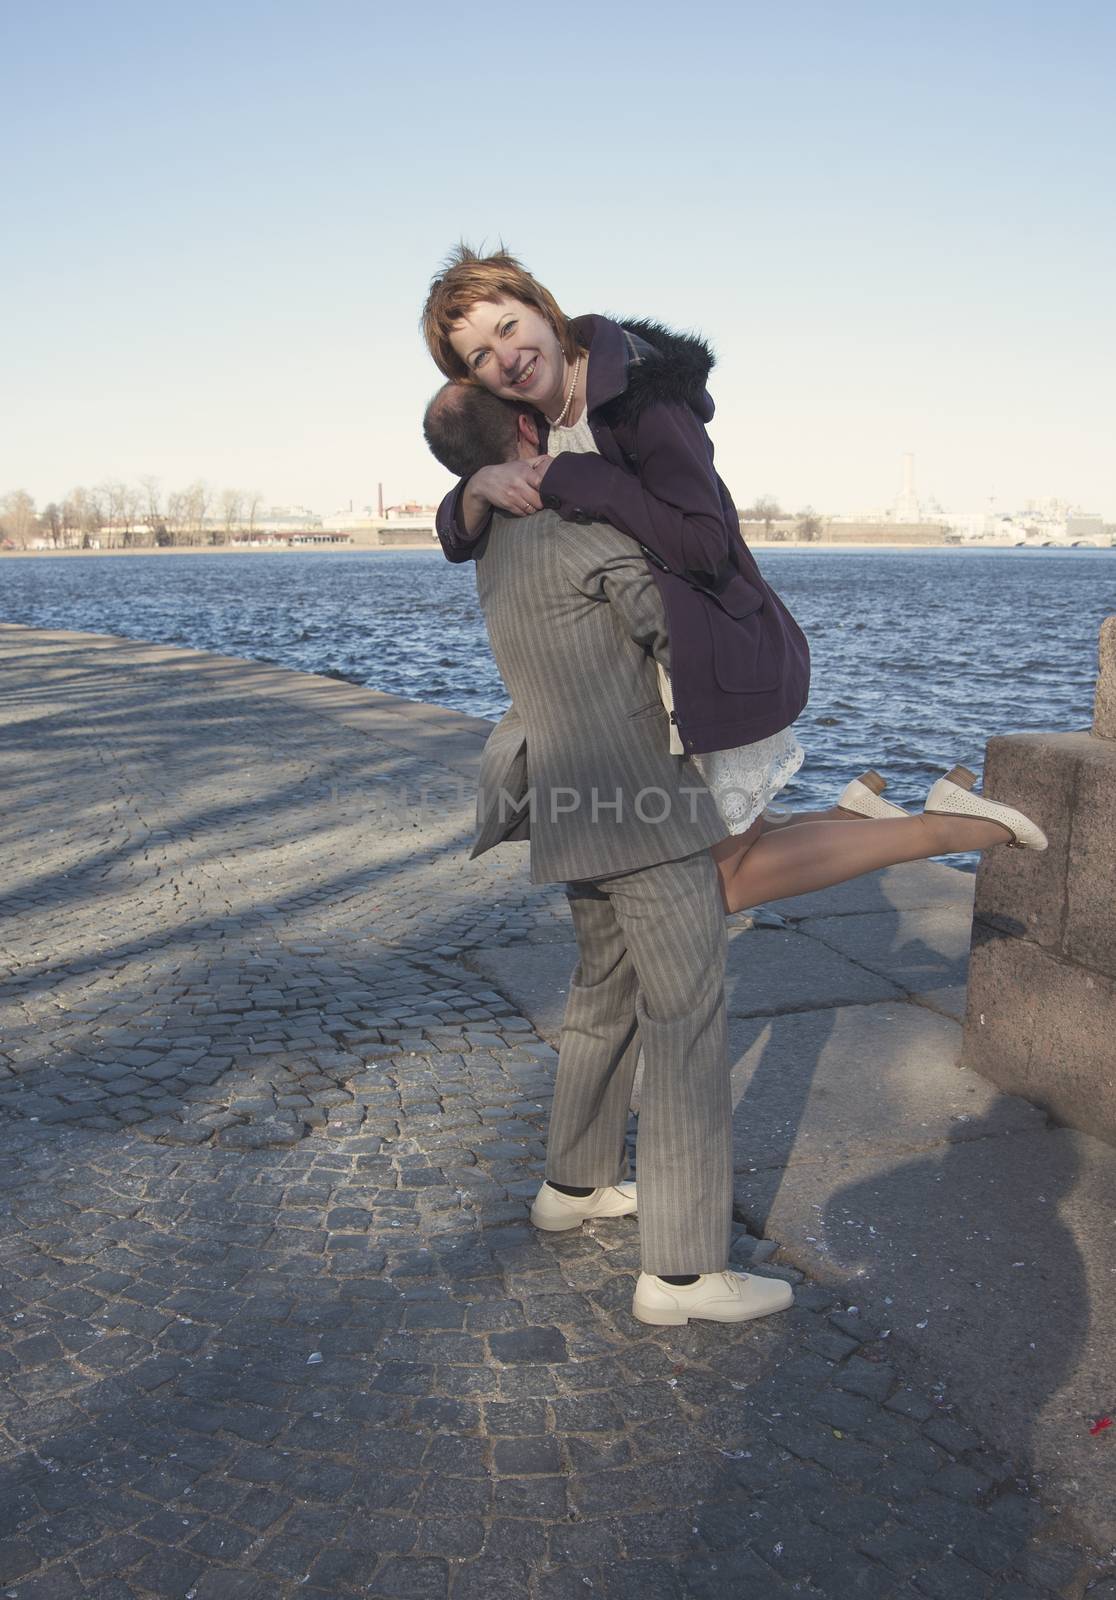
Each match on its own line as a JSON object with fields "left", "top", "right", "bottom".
{"left": 471, "top": 509, "right": 726, "bottom": 885}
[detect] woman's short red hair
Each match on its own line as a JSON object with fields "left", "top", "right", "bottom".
{"left": 422, "top": 244, "right": 579, "bottom": 382}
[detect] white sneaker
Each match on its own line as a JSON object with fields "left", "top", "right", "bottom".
{"left": 836, "top": 770, "right": 907, "bottom": 820}
{"left": 923, "top": 765, "right": 1048, "bottom": 851}
{"left": 632, "top": 1269, "right": 794, "bottom": 1326}
{"left": 530, "top": 1181, "right": 638, "bottom": 1232}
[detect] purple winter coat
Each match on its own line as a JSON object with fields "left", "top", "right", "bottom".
{"left": 435, "top": 313, "right": 810, "bottom": 756}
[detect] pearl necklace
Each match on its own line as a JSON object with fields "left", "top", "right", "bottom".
{"left": 546, "top": 353, "right": 582, "bottom": 429}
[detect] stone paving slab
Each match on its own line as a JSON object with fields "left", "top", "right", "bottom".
{"left": 725, "top": 926, "right": 905, "bottom": 1016}
{"left": 728, "top": 1003, "right": 1045, "bottom": 1175}
{"left": 766, "top": 860, "right": 976, "bottom": 923}
{"left": 0, "top": 624, "right": 1111, "bottom": 1597}
{"left": 802, "top": 906, "right": 974, "bottom": 996}
{"left": 462, "top": 923, "right": 906, "bottom": 1048}
{"left": 734, "top": 1127, "right": 1116, "bottom": 1552}
{"left": 908, "top": 982, "right": 969, "bottom": 1022}
{"left": 0, "top": 622, "right": 498, "bottom": 783}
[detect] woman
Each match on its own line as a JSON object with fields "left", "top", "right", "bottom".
{"left": 421, "top": 246, "right": 1047, "bottom": 909}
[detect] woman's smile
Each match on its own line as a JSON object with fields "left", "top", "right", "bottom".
{"left": 510, "top": 356, "right": 538, "bottom": 388}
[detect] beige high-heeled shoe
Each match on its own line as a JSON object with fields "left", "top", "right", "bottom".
{"left": 923, "top": 765, "right": 1048, "bottom": 851}
{"left": 836, "top": 770, "right": 908, "bottom": 820}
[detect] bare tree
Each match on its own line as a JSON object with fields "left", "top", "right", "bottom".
{"left": 60, "top": 493, "right": 82, "bottom": 548}
{"left": 139, "top": 476, "right": 164, "bottom": 541}
{"left": 165, "top": 488, "right": 190, "bottom": 546}
{"left": 795, "top": 508, "right": 824, "bottom": 542}
{"left": 96, "top": 480, "right": 131, "bottom": 548}
{"left": 245, "top": 490, "right": 264, "bottom": 542}
{"left": 40, "top": 502, "right": 64, "bottom": 545}
{"left": 0, "top": 489, "right": 37, "bottom": 547}
{"left": 183, "top": 480, "right": 211, "bottom": 544}
{"left": 741, "top": 496, "right": 784, "bottom": 538}
{"left": 58, "top": 487, "right": 100, "bottom": 548}
{"left": 83, "top": 485, "right": 112, "bottom": 545}
{"left": 164, "top": 482, "right": 211, "bottom": 545}
{"left": 219, "top": 488, "right": 243, "bottom": 545}
{"left": 121, "top": 486, "right": 145, "bottom": 546}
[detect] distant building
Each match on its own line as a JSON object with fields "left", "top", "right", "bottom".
{"left": 818, "top": 522, "right": 952, "bottom": 545}
{"left": 377, "top": 525, "right": 437, "bottom": 547}
{"left": 945, "top": 503, "right": 1109, "bottom": 546}
{"left": 891, "top": 453, "right": 922, "bottom": 523}
{"left": 385, "top": 502, "right": 438, "bottom": 520}
{"left": 319, "top": 501, "right": 439, "bottom": 546}
{"left": 256, "top": 505, "right": 322, "bottom": 533}
{"left": 938, "top": 512, "right": 997, "bottom": 541}
{"left": 290, "top": 530, "right": 352, "bottom": 545}
{"left": 740, "top": 517, "right": 953, "bottom": 546}
{"left": 1066, "top": 514, "right": 1105, "bottom": 543}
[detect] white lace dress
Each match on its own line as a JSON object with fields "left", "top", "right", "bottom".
{"left": 546, "top": 409, "right": 804, "bottom": 835}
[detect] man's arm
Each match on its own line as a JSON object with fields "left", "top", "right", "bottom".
{"left": 437, "top": 479, "right": 491, "bottom": 562}
{"left": 553, "top": 522, "right": 672, "bottom": 673}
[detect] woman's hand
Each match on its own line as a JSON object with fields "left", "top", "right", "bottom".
{"left": 459, "top": 456, "right": 555, "bottom": 534}
{"left": 473, "top": 458, "right": 552, "bottom": 517}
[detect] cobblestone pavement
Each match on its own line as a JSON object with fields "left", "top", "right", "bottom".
{"left": 1, "top": 627, "right": 1112, "bottom": 1599}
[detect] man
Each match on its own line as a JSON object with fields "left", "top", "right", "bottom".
{"left": 423, "top": 383, "right": 793, "bottom": 1329}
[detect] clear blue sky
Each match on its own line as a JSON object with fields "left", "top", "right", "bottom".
{"left": 3, "top": 0, "right": 1113, "bottom": 519}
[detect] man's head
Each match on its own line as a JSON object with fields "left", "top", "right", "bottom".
{"left": 423, "top": 383, "right": 539, "bottom": 479}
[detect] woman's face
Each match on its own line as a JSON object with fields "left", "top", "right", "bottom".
{"left": 448, "top": 297, "right": 567, "bottom": 413}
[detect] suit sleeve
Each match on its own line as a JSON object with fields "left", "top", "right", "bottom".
{"left": 436, "top": 479, "right": 491, "bottom": 563}
{"left": 540, "top": 401, "right": 734, "bottom": 583}
{"left": 556, "top": 526, "right": 672, "bottom": 674}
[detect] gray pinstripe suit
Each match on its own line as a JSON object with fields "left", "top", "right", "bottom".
{"left": 472, "top": 509, "right": 734, "bottom": 1274}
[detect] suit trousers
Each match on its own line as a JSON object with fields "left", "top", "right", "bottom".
{"left": 547, "top": 849, "right": 731, "bottom": 1276}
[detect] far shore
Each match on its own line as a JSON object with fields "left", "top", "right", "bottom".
{"left": 3, "top": 539, "right": 1111, "bottom": 562}
{"left": 0, "top": 541, "right": 440, "bottom": 559}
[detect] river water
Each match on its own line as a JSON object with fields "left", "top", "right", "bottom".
{"left": 3, "top": 548, "right": 1113, "bottom": 847}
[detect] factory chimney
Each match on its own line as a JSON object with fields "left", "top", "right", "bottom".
{"left": 894, "top": 452, "right": 920, "bottom": 523}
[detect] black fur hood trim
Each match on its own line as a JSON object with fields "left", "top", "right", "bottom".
{"left": 612, "top": 317, "right": 715, "bottom": 424}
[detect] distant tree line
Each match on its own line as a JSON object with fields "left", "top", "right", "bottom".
{"left": 0, "top": 481, "right": 268, "bottom": 550}
{"left": 739, "top": 497, "right": 825, "bottom": 541}
{"left": 2, "top": 482, "right": 829, "bottom": 550}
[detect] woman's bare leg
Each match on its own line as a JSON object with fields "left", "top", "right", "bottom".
{"left": 710, "top": 801, "right": 904, "bottom": 907}
{"left": 760, "top": 802, "right": 866, "bottom": 830}
{"left": 712, "top": 813, "right": 1012, "bottom": 916}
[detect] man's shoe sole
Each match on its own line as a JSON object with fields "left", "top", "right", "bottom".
{"left": 530, "top": 1209, "right": 590, "bottom": 1233}
{"left": 529, "top": 1183, "right": 638, "bottom": 1233}
{"left": 632, "top": 1273, "right": 794, "bottom": 1326}
{"left": 632, "top": 1302, "right": 787, "bottom": 1326}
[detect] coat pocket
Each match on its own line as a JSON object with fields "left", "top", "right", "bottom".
{"left": 704, "top": 602, "right": 785, "bottom": 694}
